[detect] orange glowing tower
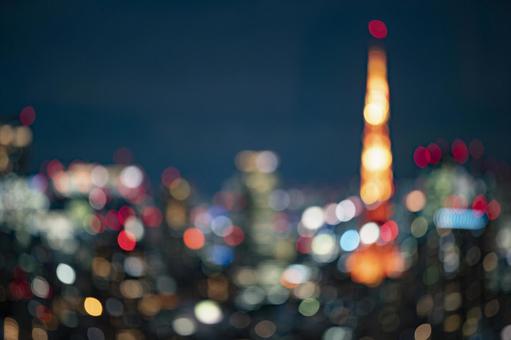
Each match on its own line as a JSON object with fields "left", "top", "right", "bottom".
{"left": 346, "top": 21, "right": 404, "bottom": 286}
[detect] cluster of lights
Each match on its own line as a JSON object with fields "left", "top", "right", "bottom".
{"left": 297, "top": 200, "right": 401, "bottom": 277}
{"left": 183, "top": 207, "right": 244, "bottom": 266}
{"left": 300, "top": 198, "right": 360, "bottom": 233}
{"left": 397, "top": 140, "right": 511, "bottom": 337}
{"left": 346, "top": 244, "right": 404, "bottom": 286}
{"left": 414, "top": 139, "right": 485, "bottom": 169}
{"left": 297, "top": 198, "right": 363, "bottom": 262}
{"left": 0, "top": 106, "right": 35, "bottom": 173}
{"left": 235, "top": 150, "right": 279, "bottom": 174}
{"left": 48, "top": 161, "right": 146, "bottom": 202}
{"left": 0, "top": 152, "right": 180, "bottom": 338}
{"left": 1, "top": 23, "right": 510, "bottom": 339}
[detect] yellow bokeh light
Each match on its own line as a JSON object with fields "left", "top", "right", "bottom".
{"left": 169, "top": 178, "right": 191, "bottom": 200}
{"left": 347, "top": 245, "right": 404, "bottom": 286}
{"left": 363, "top": 101, "right": 389, "bottom": 125}
{"left": 362, "top": 145, "right": 392, "bottom": 172}
{"left": 4, "top": 317, "right": 19, "bottom": 340}
{"left": 0, "top": 125, "right": 14, "bottom": 145}
{"left": 84, "top": 297, "right": 103, "bottom": 317}
{"left": 360, "top": 183, "right": 380, "bottom": 205}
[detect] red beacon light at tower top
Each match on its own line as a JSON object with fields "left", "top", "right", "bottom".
{"left": 368, "top": 20, "right": 388, "bottom": 39}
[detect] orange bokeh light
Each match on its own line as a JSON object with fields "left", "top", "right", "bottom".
{"left": 183, "top": 228, "right": 205, "bottom": 250}
{"left": 346, "top": 245, "right": 404, "bottom": 286}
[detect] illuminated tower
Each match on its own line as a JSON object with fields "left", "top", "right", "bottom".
{"left": 346, "top": 21, "right": 403, "bottom": 286}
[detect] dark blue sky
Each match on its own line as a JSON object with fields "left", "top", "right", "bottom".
{"left": 1, "top": 0, "right": 510, "bottom": 193}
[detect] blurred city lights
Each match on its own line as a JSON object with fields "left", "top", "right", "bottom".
{"left": 183, "top": 227, "right": 206, "bottom": 250}
{"left": 340, "top": 229, "right": 360, "bottom": 251}
{"left": 194, "top": 300, "right": 223, "bottom": 324}
{"left": 173, "top": 317, "right": 196, "bottom": 336}
{"left": 434, "top": 208, "right": 487, "bottom": 230}
{"left": 301, "top": 206, "right": 325, "bottom": 230}
{"left": 56, "top": 263, "right": 76, "bottom": 285}
{"left": 117, "top": 230, "right": 137, "bottom": 251}
{"left": 359, "top": 222, "right": 380, "bottom": 245}
{"left": 311, "top": 232, "right": 339, "bottom": 263}
{"left": 84, "top": 297, "right": 103, "bottom": 317}
{"left": 335, "top": 199, "right": 357, "bottom": 222}
{"left": 0, "top": 17, "right": 507, "bottom": 340}
{"left": 405, "top": 190, "right": 427, "bottom": 212}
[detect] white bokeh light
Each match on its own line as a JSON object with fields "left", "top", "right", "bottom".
{"left": 124, "top": 216, "right": 145, "bottom": 241}
{"left": 301, "top": 206, "right": 325, "bottom": 230}
{"left": 311, "top": 232, "right": 339, "bottom": 263}
{"left": 255, "top": 151, "right": 279, "bottom": 173}
{"left": 194, "top": 300, "right": 223, "bottom": 324}
{"left": 173, "top": 317, "right": 196, "bottom": 336}
{"left": 56, "top": 263, "right": 76, "bottom": 285}
{"left": 335, "top": 200, "right": 356, "bottom": 222}
{"left": 120, "top": 166, "right": 143, "bottom": 189}
{"left": 359, "top": 222, "right": 380, "bottom": 245}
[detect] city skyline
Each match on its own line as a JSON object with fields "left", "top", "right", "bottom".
{"left": 1, "top": 0, "right": 510, "bottom": 193}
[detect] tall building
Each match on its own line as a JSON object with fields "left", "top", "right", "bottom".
{"left": 346, "top": 23, "right": 403, "bottom": 287}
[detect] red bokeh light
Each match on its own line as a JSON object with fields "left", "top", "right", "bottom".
{"left": 451, "top": 139, "right": 469, "bottom": 164}
{"left": 183, "top": 228, "right": 205, "bottom": 250}
{"left": 368, "top": 20, "right": 388, "bottom": 39}
{"left": 380, "top": 220, "right": 399, "bottom": 242}
{"left": 296, "top": 236, "right": 312, "bottom": 254}
{"left": 142, "top": 206, "right": 162, "bottom": 228}
{"left": 46, "top": 160, "right": 64, "bottom": 177}
{"left": 487, "top": 200, "right": 501, "bottom": 220}
{"left": 9, "top": 268, "right": 32, "bottom": 300}
{"left": 105, "top": 210, "right": 121, "bottom": 230}
{"left": 9, "top": 281, "right": 32, "bottom": 300}
{"left": 413, "top": 146, "right": 431, "bottom": 168}
{"left": 36, "top": 305, "right": 53, "bottom": 322}
{"left": 224, "top": 226, "right": 244, "bottom": 246}
{"left": 445, "top": 195, "right": 467, "bottom": 209}
{"left": 19, "top": 106, "right": 36, "bottom": 126}
{"left": 117, "top": 230, "right": 136, "bottom": 251}
{"left": 427, "top": 143, "right": 442, "bottom": 164}
{"left": 117, "top": 206, "right": 135, "bottom": 225}
{"left": 472, "top": 195, "right": 488, "bottom": 214}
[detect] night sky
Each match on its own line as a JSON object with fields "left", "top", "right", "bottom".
{"left": 1, "top": 0, "right": 510, "bottom": 194}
